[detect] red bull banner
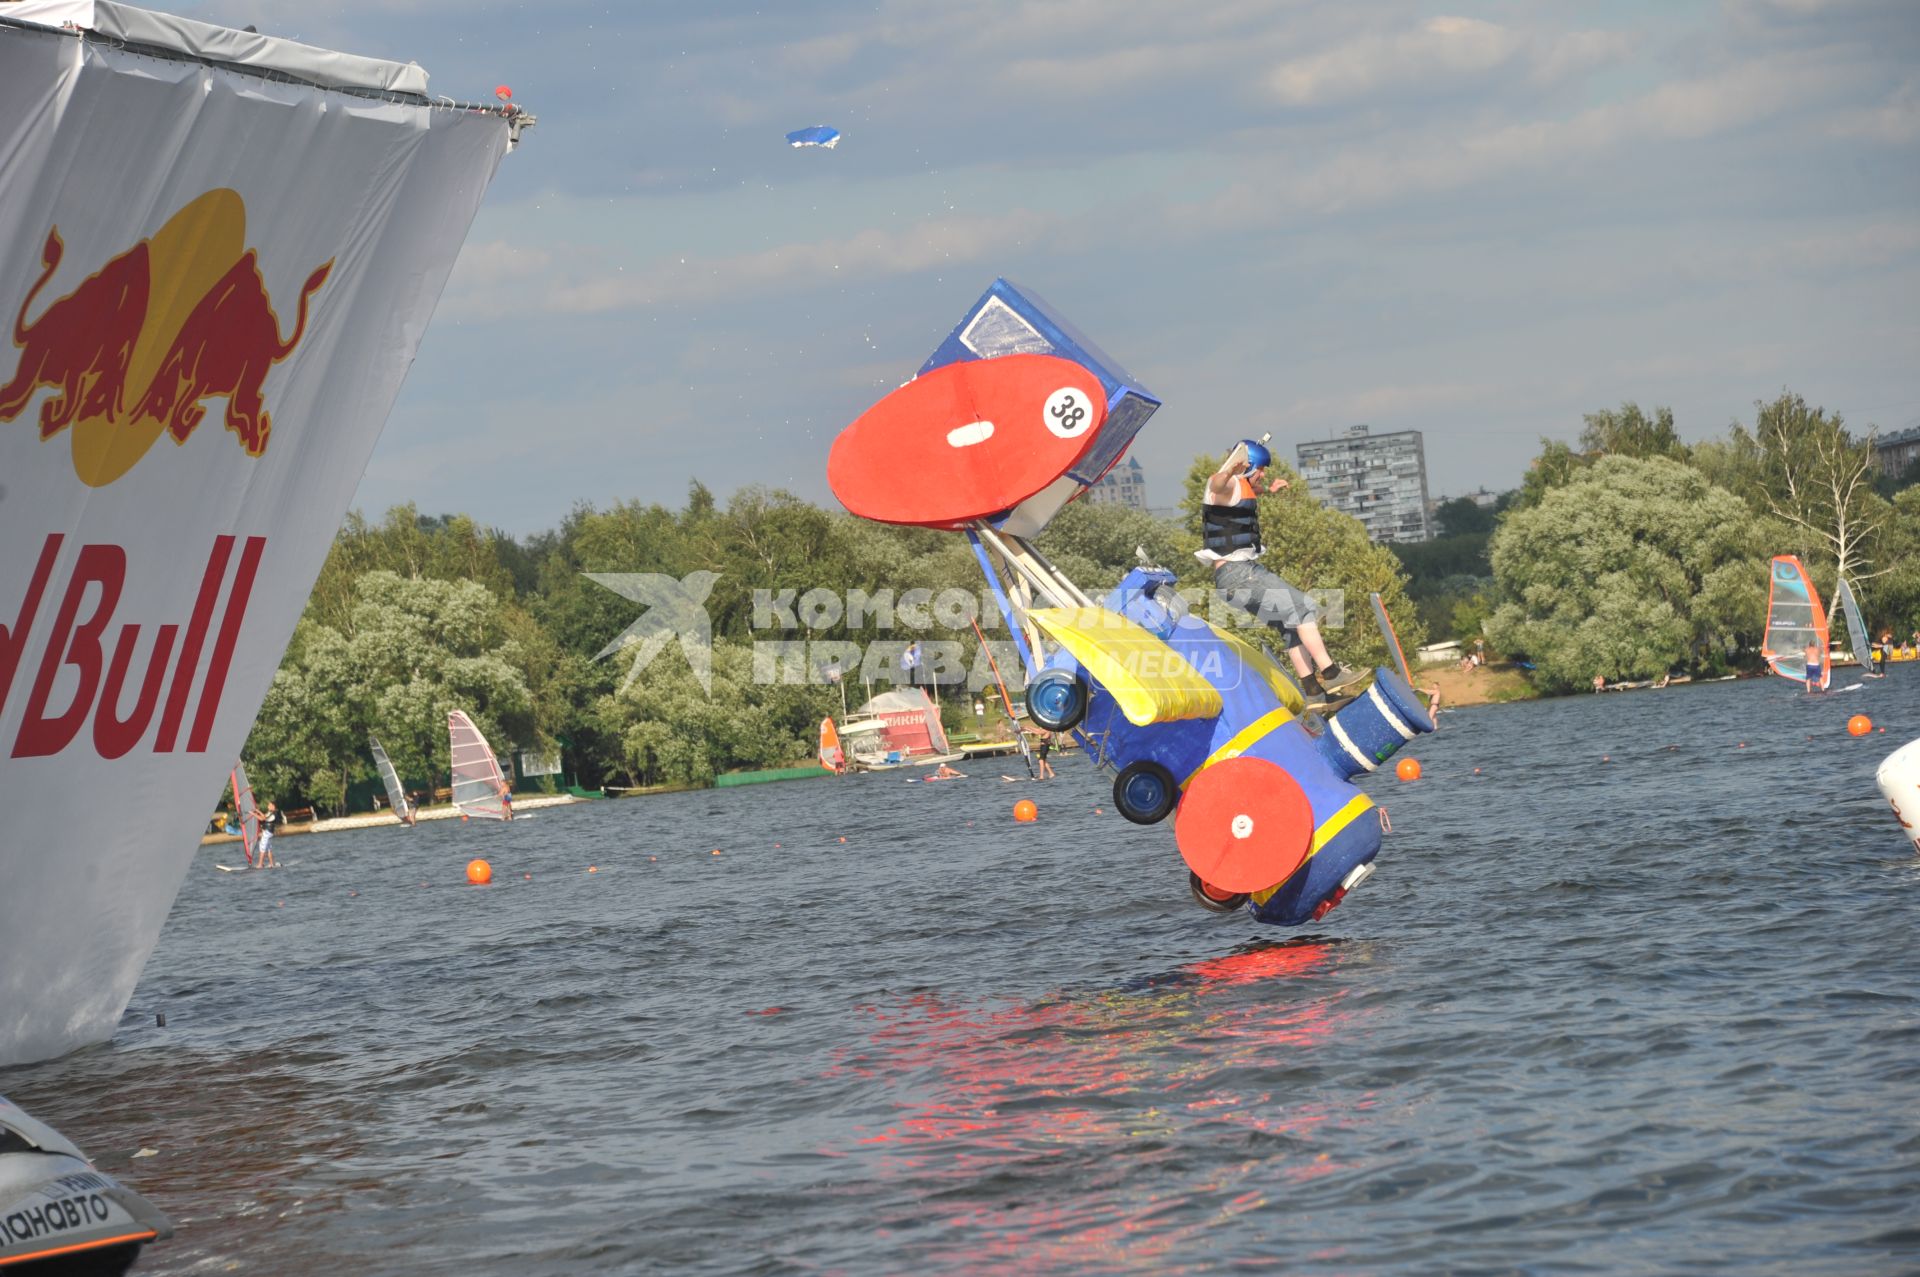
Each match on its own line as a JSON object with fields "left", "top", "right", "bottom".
{"left": 0, "top": 5, "right": 518, "bottom": 1065}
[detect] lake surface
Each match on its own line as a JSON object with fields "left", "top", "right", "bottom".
{"left": 7, "top": 674, "right": 1919, "bottom": 1275}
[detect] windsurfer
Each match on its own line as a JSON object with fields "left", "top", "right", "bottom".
{"left": 1802, "top": 639, "right": 1823, "bottom": 693}
{"left": 1199, "top": 440, "right": 1365, "bottom": 706}
{"left": 259, "top": 801, "right": 283, "bottom": 867}
{"left": 497, "top": 781, "right": 515, "bottom": 820}
{"left": 930, "top": 763, "right": 966, "bottom": 780}
{"left": 1033, "top": 731, "right": 1057, "bottom": 780}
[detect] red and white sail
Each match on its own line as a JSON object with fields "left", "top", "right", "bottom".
{"left": 229, "top": 762, "right": 261, "bottom": 866}
{"left": 449, "top": 711, "right": 511, "bottom": 821}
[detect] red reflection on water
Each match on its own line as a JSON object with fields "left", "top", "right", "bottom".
{"left": 821, "top": 941, "right": 1374, "bottom": 1269}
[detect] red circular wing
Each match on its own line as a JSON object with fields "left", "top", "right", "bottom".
{"left": 827, "top": 354, "right": 1107, "bottom": 529}
{"left": 1173, "top": 755, "right": 1314, "bottom": 894}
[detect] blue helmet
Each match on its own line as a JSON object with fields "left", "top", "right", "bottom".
{"left": 1239, "top": 439, "right": 1271, "bottom": 471}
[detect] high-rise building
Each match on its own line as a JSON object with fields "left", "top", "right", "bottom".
{"left": 1085, "top": 455, "right": 1148, "bottom": 510}
{"left": 1296, "top": 424, "right": 1432, "bottom": 543}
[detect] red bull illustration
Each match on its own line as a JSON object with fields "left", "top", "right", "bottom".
{"left": 0, "top": 187, "right": 331, "bottom": 486}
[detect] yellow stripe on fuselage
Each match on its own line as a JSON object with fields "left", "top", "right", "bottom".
{"left": 1249, "top": 793, "right": 1376, "bottom": 905}
{"left": 1179, "top": 706, "right": 1294, "bottom": 790}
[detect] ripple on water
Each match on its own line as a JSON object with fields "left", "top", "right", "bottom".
{"left": 3, "top": 675, "right": 1919, "bottom": 1274}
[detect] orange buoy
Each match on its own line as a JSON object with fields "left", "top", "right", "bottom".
{"left": 1848, "top": 714, "right": 1873, "bottom": 737}
{"left": 466, "top": 859, "right": 492, "bottom": 885}
{"left": 1395, "top": 757, "right": 1421, "bottom": 782}
{"left": 1013, "top": 798, "right": 1038, "bottom": 822}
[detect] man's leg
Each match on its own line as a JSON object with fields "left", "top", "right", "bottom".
{"left": 1216, "top": 561, "right": 1364, "bottom": 695}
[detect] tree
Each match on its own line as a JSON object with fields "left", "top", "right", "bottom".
{"left": 243, "top": 571, "right": 539, "bottom": 810}
{"left": 1511, "top": 439, "right": 1588, "bottom": 510}
{"left": 1579, "top": 403, "right": 1689, "bottom": 462}
{"left": 1485, "top": 456, "right": 1763, "bottom": 690}
{"left": 1433, "top": 497, "right": 1495, "bottom": 538}
{"left": 1036, "top": 498, "right": 1191, "bottom": 586}
{"left": 1744, "top": 390, "right": 1889, "bottom": 587}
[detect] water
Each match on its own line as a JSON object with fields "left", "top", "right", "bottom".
{"left": 7, "top": 677, "right": 1920, "bottom": 1275}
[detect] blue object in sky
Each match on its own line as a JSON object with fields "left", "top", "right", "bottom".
{"left": 785, "top": 125, "right": 840, "bottom": 149}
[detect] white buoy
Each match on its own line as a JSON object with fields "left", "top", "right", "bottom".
{"left": 1874, "top": 737, "right": 1920, "bottom": 852}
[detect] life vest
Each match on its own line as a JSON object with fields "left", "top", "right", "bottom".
{"left": 1201, "top": 475, "right": 1262, "bottom": 556}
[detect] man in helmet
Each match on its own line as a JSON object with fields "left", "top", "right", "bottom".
{"left": 1199, "top": 438, "right": 1366, "bottom": 704}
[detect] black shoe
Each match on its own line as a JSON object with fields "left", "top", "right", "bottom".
{"left": 1317, "top": 662, "right": 1368, "bottom": 694}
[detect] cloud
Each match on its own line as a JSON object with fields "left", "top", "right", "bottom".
{"left": 535, "top": 208, "right": 1061, "bottom": 315}
{"left": 1190, "top": 53, "right": 1849, "bottom": 226}
{"left": 1259, "top": 15, "right": 1636, "bottom": 110}
{"left": 1265, "top": 16, "right": 1528, "bottom": 107}
{"left": 1825, "top": 78, "right": 1920, "bottom": 144}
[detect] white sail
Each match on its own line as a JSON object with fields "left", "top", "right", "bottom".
{"left": 368, "top": 734, "right": 413, "bottom": 826}
{"left": 1833, "top": 576, "right": 1870, "bottom": 666}
{"left": 448, "top": 711, "right": 511, "bottom": 820}
{"left": 0, "top": 3, "right": 525, "bottom": 1064}
{"left": 229, "top": 763, "right": 261, "bottom": 866}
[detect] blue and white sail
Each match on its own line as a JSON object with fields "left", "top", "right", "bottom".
{"left": 786, "top": 124, "right": 840, "bottom": 149}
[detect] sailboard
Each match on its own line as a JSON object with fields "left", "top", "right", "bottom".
{"left": 1761, "top": 555, "right": 1830, "bottom": 689}
{"left": 1832, "top": 576, "right": 1872, "bottom": 672}
{"left": 818, "top": 717, "right": 845, "bottom": 772}
{"left": 449, "top": 711, "right": 513, "bottom": 820}
{"left": 369, "top": 734, "right": 415, "bottom": 825}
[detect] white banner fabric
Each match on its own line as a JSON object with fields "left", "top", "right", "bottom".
{"left": 0, "top": 18, "right": 510, "bottom": 1065}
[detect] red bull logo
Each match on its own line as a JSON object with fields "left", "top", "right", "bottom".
{"left": 1, "top": 533, "right": 263, "bottom": 759}
{"left": 0, "top": 188, "right": 331, "bottom": 487}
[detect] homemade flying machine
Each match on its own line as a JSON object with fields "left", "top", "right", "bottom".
{"left": 827, "top": 280, "right": 1435, "bottom": 924}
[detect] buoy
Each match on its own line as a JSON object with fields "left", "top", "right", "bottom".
{"left": 1848, "top": 714, "right": 1873, "bottom": 737}
{"left": 1395, "top": 757, "right": 1421, "bottom": 782}
{"left": 1014, "top": 798, "right": 1038, "bottom": 822}
{"left": 523, "top": 873, "right": 531, "bottom": 880}
{"left": 1473, "top": 767, "right": 1481, "bottom": 775}
{"left": 467, "top": 859, "right": 492, "bottom": 885}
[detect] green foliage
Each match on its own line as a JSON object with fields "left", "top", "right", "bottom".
{"left": 1433, "top": 498, "right": 1495, "bottom": 538}
{"left": 590, "top": 640, "right": 832, "bottom": 787}
{"left": 244, "top": 571, "right": 538, "bottom": 811}
{"left": 1511, "top": 439, "right": 1589, "bottom": 511}
{"left": 1035, "top": 499, "right": 1190, "bottom": 586}
{"left": 1486, "top": 456, "right": 1762, "bottom": 690}
{"left": 1579, "top": 403, "right": 1689, "bottom": 462}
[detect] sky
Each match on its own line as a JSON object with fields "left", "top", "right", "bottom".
{"left": 186, "top": 0, "right": 1919, "bottom": 534}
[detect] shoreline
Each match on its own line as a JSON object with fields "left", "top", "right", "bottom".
{"left": 199, "top": 793, "right": 580, "bottom": 845}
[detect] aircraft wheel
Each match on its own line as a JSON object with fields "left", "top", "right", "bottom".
{"left": 1113, "top": 761, "right": 1177, "bottom": 825}
{"left": 1026, "top": 670, "right": 1087, "bottom": 732}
